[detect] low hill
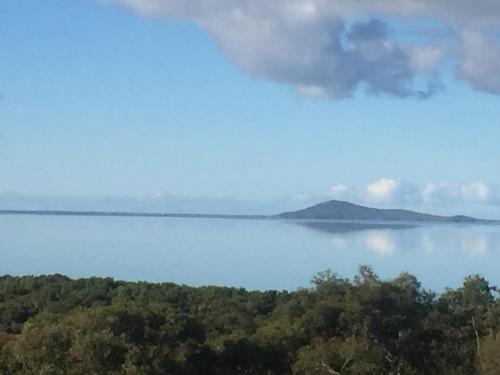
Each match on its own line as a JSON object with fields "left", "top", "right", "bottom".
{"left": 276, "top": 200, "right": 486, "bottom": 223}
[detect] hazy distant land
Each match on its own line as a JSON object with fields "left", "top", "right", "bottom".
{"left": 0, "top": 210, "right": 268, "bottom": 220}
{"left": 0, "top": 200, "right": 498, "bottom": 224}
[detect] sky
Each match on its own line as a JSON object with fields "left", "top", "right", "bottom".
{"left": 1, "top": 0, "right": 500, "bottom": 217}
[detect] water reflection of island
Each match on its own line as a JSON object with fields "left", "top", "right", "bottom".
{"left": 291, "top": 221, "right": 414, "bottom": 256}
{"left": 293, "top": 220, "right": 498, "bottom": 258}
{"left": 292, "top": 220, "right": 416, "bottom": 235}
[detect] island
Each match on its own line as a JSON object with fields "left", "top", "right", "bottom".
{"left": 275, "top": 200, "right": 495, "bottom": 223}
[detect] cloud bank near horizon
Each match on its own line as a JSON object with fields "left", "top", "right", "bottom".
{"left": 328, "top": 178, "right": 500, "bottom": 207}
{"left": 2, "top": 178, "right": 499, "bottom": 216}
{"left": 105, "top": 0, "right": 500, "bottom": 99}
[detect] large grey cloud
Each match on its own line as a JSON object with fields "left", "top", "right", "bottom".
{"left": 105, "top": 0, "right": 500, "bottom": 98}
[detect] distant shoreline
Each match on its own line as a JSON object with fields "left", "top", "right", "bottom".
{"left": 0, "top": 201, "right": 500, "bottom": 225}
{"left": 0, "top": 209, "right": 270, "bottom": 220}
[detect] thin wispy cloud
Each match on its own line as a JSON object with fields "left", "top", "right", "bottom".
{"left": 105, "top": 0, "right": 500, "bottom": 99}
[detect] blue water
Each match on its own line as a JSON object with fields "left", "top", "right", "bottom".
{"left": 1, "top": 215, "right": 500, "bottom": 291}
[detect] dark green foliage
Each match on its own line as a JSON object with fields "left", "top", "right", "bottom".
{"left": 0, "top": 267, "right": 499, "bottom": 374}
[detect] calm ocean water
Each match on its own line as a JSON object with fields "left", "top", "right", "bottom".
{"left": 1, "top": 214, "right": 500, "bottom": 291}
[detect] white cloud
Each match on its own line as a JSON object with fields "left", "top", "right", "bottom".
{"left": 105, "top": 0, "right": 500, "bottom": 98}
{"left": 421, "top": 182, "right": 459, "bottom": 205}
{"left": 421, "top": 181, "right": 496, "bottom": 205}
{"left": 365, "top": 178, "right": 401, "bottom": 203}
{"left": 329, "top": 184, "right": 349, "bottom": 199}
{"left": 328, "top": 179, "right": 500, "bottom": 207}
{"left": 461, "top": 181, "right": 491, "bottom": 203}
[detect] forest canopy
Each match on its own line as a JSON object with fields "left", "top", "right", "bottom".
{"left": 0, "top": 267, "right": 499, "bottom": 374}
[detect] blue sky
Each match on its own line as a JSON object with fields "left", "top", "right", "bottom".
{"left": 1, "top": 0, "right": 500, "bottom": 216}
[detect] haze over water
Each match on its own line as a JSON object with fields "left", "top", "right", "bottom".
{"left": 2, "top": 214, "right": 500, "bottom": 291}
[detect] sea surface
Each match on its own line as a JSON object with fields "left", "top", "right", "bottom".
{"left": 2, "top": 214, "right": 500, "bottom": 291}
